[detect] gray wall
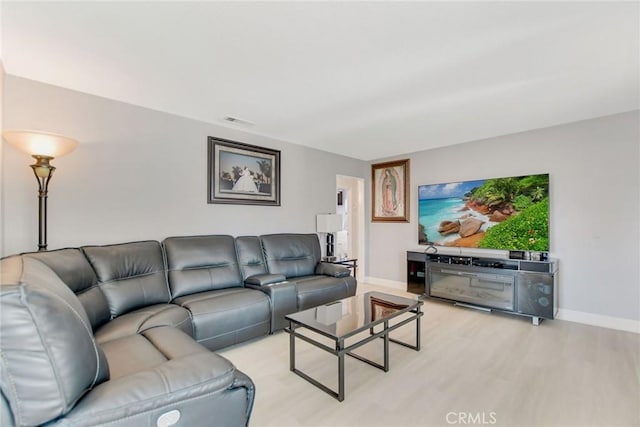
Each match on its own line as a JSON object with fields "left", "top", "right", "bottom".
{"left": 368, "top": 111, "right": 640, "bottom": 323}
{"left": 2, "top": 75, "right": 367, "bottom": 254}
{"left": 3, "top": 74, "right": 638, "bottom": 325}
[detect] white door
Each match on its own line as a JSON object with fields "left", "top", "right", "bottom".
{"left": 336, "top": 175, "right": 365, "bottom": 281}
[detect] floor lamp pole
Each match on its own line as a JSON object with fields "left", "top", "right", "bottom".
{"left": 31, "top": 155, "right": 55, "bottom": 251}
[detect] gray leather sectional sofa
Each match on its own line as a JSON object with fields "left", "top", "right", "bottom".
{"left": 0, "top": 233, "right": 356, "bottom": 427}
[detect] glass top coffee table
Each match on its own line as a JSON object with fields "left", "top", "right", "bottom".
{"left": 285, "top": 291, "right": 424, "bottom": 401}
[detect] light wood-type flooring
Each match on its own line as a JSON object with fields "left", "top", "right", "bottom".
{"left": 219, "top": 283, "right": 640, "bottom": 427}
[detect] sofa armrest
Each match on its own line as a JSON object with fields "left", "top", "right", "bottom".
{"left": 55, "top": 352, "right": 254, "bottom": 427}
{"left": 244, "top": 273, "right": 287, "bottom": 286}
{"left": 246, "top": 281, "right": 297, "bottom": 332}
{"left": 315, "top": 262, "right": 351, "bottom": 278}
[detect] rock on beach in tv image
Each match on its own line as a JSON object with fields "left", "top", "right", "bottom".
{"left": 418, "top": 174, "right": 549, "bottom": 251}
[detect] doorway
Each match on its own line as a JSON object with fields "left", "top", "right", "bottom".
{"left": 336, "top": 175, "right": 365, "bottom": 281}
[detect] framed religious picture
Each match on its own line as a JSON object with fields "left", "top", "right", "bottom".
{"left": 208, "top": 136, "right": 281, "bottom": 206}
{"left": 371, "top": 159, "right": 410, "bottom": 222}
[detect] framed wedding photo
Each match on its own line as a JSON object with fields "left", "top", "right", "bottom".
{"left": 371, "top": 159, "right": 410, "bottom": 222}
{"left": 208, "top": 137, "right": 281, "bottom": 206}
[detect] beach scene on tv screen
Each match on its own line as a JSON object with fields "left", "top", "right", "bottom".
{"left": 418, "top": 174, "right": 549, "bottom": 251}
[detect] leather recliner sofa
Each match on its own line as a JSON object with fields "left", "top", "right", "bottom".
{"left": 0, "top": 233, "right": 357, "bottom": 427}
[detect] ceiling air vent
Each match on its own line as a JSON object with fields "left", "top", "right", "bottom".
{"left": 223, "top": 116, "right": 254, "bottom": 126}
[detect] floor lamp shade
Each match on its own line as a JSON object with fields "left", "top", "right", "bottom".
{"left": 2, "top": 130, "right": 79, "bottom": 251}
{"left": 3, "top": 130, "right": 79, "bottom": 158}
{"left": 316, "top": 214, "right": 342, "bottom": 258}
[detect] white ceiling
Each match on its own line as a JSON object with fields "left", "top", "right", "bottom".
{"left": 2, "top": 1, "right": 638, "bottom": 161}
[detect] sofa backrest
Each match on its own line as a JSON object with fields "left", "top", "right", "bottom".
{"left": 82, "top": 241, "right": 170, "bottom": 318}
{"left": 260, "top": 233, "right": 321, "bottom": 278}
{"left": 163, "top": 235, "right": 243, "bottom": 299}
{"left": 0, "top": 256, "right": 108, "bottom": 426}
{"left": 23, "top": 248, "right": 111, "bottom": 330}
{"left": 235, "top": 236, "right": 269, "bottom": 280}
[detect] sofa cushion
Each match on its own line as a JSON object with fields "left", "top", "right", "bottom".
{"left": 236, "top": 235, "right": 269, "bottom": 280}
{"left": 294, "top": 275, "right": 357, "bottom": 310}
{"left": 99, "top": 326, "right": 207, "bottom": 380}
{"left": 82, "top": 241, "right": 171, "bottom": 318}
{"left": 0, "top": 256, "right": 106, "bottom": 426}
{"left": 173, "top": 288, "right": 270, "bottom": 350}
{"left": 53, "top": 352, "right": 251, "bottom": 427}
{"left": 164, "top": 235, "right": 244, "bottom": 298}
{"left": 0, "top": 392, "right": 13, "bottom": 427}
{"left": 23, "top": 248, "right": 111, "bottom": 330}
{"left": 260, "top": 233, "right": 321, "bottom": 278}
{"left": 94, "top": 304, "right": 193, "bottom": 344}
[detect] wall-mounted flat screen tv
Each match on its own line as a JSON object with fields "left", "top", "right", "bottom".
{"left": 418, "top": 173, "right": 549, "bottom": 251}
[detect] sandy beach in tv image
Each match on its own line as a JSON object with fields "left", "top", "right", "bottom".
{"left": 418, "top": 174, "right": 549, "bottom": 251}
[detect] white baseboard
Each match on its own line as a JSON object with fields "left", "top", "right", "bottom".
{"left": 363, "top": 276, "right": 639, "bottom": 334}
{"left": 362, "top": 276, "right": 406, "bottom": 291}
{"left": 556, "top": 309, "right": 640, "bottom": 334}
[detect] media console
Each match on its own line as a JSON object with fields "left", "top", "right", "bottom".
{"left": 407, "top": 251, "right": 558, "bottom": 325}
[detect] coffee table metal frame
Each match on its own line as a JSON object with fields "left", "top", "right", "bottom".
{"left": 285, "top": 293, "right": 423, "bottom": 402}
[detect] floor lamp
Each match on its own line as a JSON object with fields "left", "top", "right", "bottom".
{"left": 316, "top": 214, "right": 342, "bottom": 261}
{"left": 3, "top": 130, "right": 79, "bottom": 251}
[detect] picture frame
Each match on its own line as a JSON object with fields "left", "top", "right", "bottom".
{"left": 370, "top": 296, "right": 409, "bottom": 321}
{"left": 371, "top": 159, "right": 410, "bottom": 222}
{"left": 208, "top": 137, "right": 281, "bottom": 206}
